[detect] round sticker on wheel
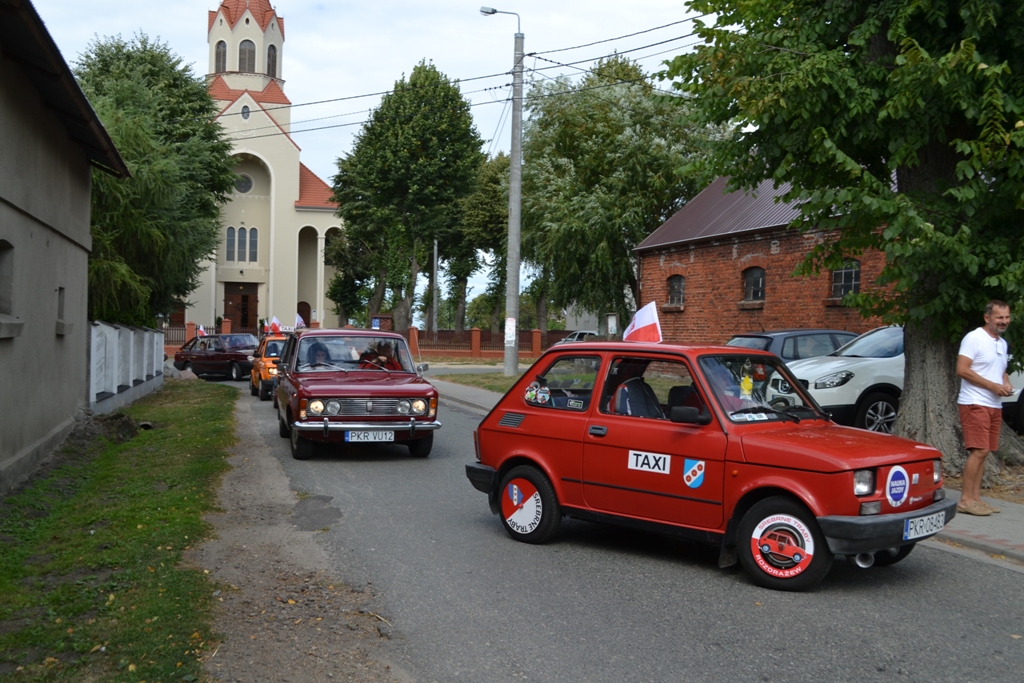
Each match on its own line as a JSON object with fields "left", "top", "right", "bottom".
{"left": 502, "top": 478, "right": 543, "bottom": 535}
{"left": 886, "top": 465, "right": 909, "bottom": 507}
{"left": 749, "top": 514, "right": 815, "bottom": 579}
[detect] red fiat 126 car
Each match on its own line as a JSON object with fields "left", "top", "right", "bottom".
{"left": 274, "top": 329, "right": 439, "bottom": 460}
{"left": 465, "top": 342, "right": 956, "bottom": 591}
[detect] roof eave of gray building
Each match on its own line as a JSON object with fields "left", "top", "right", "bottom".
{"left": 634, "top": 222, "right": 796, "bottom": 253}
{"left": 0, "top": 0, "right": 130, "bottom": 178}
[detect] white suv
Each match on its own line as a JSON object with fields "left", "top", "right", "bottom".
{"left": 767, "top": 326, "right": 1022, "bottom": 433}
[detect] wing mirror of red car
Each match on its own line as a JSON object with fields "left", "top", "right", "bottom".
{"left": 416, "top": 363, "right": 429, "bottom": 374}
{"left": 670, "top": 406, "right": 712, "bottom": 425}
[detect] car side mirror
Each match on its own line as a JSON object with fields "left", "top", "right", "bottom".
{"left": 416, "top": 363, "right": 429, "bottom": 374}
{"left": 670, "top": 406, "right": 712, "bottom": 425}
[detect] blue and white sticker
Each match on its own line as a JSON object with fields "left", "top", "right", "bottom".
{"left": 683, "top": 459, "right": 705, "bottom": 488}
{"left": 886, "top": 465, "right": 909, "bottom": 508}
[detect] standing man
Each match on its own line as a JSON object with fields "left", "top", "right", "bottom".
{"left": 956, "top": 300, "right": 1014, "bottom": 516}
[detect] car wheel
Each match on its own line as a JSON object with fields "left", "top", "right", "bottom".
{"left": 873, "top": 543, "right": 915, "bottom": 567}
{"left": 230, "top": 362, "right": 243, "bottom": 382}
{"left": 406, "top": 433, "right": 433, "bottom": 458}
{"left": 855, "top": 393, "right": 898, "bottom": 433}
{"left": 250, "top": 376, "right": 259, "bottom": 396}
{"left": 736, "top": 496, "right": 833, "bottom": 591}
{"left": 259, "top": 381, "right": 272, "bottom": 402}
{"left": 278, "top": 410, "right": 290, "bottom": 438}
{"left": 290, "top": 422, "right": 314, "bottom": 460}
{"left": 497, "top": 465, "right": 561, "bottom": 544}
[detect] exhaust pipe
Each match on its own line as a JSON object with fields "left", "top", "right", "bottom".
{"left": 852, "top": 552, "right": 875, "bottom": 569}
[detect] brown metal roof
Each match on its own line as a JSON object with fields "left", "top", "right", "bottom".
{"left": 0, "top": 0, "right": 129, "bottom": 178}
{"left": 636, "top": 176, "right": 801, "bottom": 252}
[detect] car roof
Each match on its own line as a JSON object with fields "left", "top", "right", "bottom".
{"left": 730, "top": 329, "right": 855, "bottom": 338}
{"left": 545, "top": 341, "right": 775, "bottom": 357}
{"left": 294, "top": 328, "right": 406, "bottom": 340}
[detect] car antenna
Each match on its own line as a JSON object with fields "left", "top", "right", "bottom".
{"left": 757, "top": 319, "right": 765, "bottom": 332}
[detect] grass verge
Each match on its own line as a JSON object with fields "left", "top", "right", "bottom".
{"left": 0, "top": 380, "right": 237, "bottom": 682}
{"left": 431, "top": 372, "right": 524, "bottom": 395}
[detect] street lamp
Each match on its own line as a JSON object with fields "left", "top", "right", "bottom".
{"left": 481, "top": 6, "right": 524, "bottom": 377}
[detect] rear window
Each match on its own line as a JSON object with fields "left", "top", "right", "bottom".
{"left": 726, "top": 336, "right": 771, "bottom": 351}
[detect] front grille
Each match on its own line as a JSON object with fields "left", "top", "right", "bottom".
{"left": 337, "top": 398, "right": 401, "bottom": 416}
{"left": 799, "top": 379, "right": 809, "bottom": 389}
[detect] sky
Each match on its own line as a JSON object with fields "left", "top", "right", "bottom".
{"left": 33, "top": 0, "right": 706, "bottom": 315}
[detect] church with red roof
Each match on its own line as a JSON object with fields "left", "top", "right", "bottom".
{"left": 185, "top": 1, "right": 342, "bottom": 331}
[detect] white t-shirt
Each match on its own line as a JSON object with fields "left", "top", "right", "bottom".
{"left": 957, "top": 326, "right": 1008, "bottom": 408}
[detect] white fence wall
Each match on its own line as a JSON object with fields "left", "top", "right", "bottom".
{"left": 89, "top": 322, "right": 164, "bottom": 414}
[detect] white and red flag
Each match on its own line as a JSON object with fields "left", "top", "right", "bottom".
{"left": 197, "top": 325, "right": 207, "bottom": 337}
{"left": 622, "top": 301, "right": 662, "bottom": 343}
{"left": 295, "top": 313, "right": 306, "bottom": 329}
{"left": 269, "top": 316, "right": 281, "bottom": 333}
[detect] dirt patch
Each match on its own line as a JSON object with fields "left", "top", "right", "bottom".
{"left": 186, "top": 398, "right": 409, "bottom": 683}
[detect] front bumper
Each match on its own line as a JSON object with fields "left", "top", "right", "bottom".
{"left": 292, "top": 418, "right": 441, "bottom": 439}
{"left": 466, "top": 462, "right": 501, "bottom": 515}
{"left": 817, "top": 496, "right": 957, "bottom": 554}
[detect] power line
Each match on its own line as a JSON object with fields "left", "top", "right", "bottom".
{"left": 530, "top": 12, "right": 712, "bottom": 56}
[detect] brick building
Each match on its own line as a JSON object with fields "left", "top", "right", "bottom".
{"left": 635, "top": 177, "right": 883, "bottom": 344}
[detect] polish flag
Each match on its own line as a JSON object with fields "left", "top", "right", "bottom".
{"left": 622, "top": 301, "right": 662, "bottom": 343}
{"left": 295, "top": 313, "right": 306, "bottom": 329}
{"left": 269, "top": 316, "right": 281, "bottom": 333}
{"left": 197, "top": 325, "right": 207, "bottom": 337}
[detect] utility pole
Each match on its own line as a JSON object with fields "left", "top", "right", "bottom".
{"left": 503, "top": 28, "right": 524, "bottom": 376}
{"left": 432, "top": 238, "right": 439, "bottom": 342}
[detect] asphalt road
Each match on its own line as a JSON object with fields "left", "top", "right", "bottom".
{"left": 243, "top": 390, "right": 1024, "bottom": 683}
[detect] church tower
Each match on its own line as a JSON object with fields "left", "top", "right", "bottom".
{"left": 184, "top": 2, "right": 341, "bottom": 334}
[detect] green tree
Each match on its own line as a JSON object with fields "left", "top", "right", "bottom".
{"left": 332, "top": 61, "right": 484, "bottom": 332}
{"left": 523, "top": 55, "right": 719, "bottom": 329}
{"left": 76, "top": 35, "right": 235, "bottom": 325}
{"left": 664, "top": 0, "right": 1024, "bottom": 469}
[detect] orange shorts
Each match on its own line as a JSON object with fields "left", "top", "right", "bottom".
{"left": 958, "top": 404, "right": 1002, "bottom": 452}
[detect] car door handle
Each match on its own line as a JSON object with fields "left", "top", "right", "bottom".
{"left": 589, "top": 425, "right": 608, "bottom": 437}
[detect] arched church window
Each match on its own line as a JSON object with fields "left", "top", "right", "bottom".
{"left": 237, "top": 228, "right": 247, "bottom": 262}
{"left": 239, "top": 40, "right": 256, "bottom": 73}
{"left": 226, "top": 228, "right": 235, "bottom": 261}
{"left": 249, "top": 228, "right": 258, "bottom": 261}
{"left": 267, "top": 45, "right": 277, "bottom": 78}
{"left": 215, "top": 41, "right": 226, "bottom": 73}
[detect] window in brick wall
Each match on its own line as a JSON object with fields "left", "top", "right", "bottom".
{"left": 667, "top": 275, "right": 685, "bottom": 305}
{"left": 832, "top": 261, "right": 860, "bottom": 297}
{"left": 743, "top": 267, "right": 765, "bottom": 301}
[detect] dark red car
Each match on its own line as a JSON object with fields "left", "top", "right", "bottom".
{"left": 274, "top": 329, "right": 440, "bottom": 460}
{"left": 465, "top": 341, "right": 956, "bottom": 591}
{"left": 173, "top": 333, "right": 259, "bottom": 381}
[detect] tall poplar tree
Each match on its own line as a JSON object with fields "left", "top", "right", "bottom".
{"left": 332, "top": 61, "right": 484, "bottom": 331}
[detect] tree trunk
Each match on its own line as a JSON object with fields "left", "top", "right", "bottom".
{"left": 393, "top": 244, "right": 420, "bottom": 332}
{"left": 454, "top": 277, "right": 468, "bottom": 334}
{"left": 368, "top": 271, "right": 387, "bottom": 318}
{"left": 894, "top": 322, "right": 964, "bottom": 470}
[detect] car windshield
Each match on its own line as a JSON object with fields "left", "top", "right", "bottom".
{"left": 834, "top": 326, "right": 903, "bottom": 358}
{"left": 222, "top": 334, "right": 258, "bottom": 349}
{"left": 295, "top": 335, "right": 415, "bottom": 373}
{"left": 698, "top": 354, "right": 825, "bottom": 423}
{"left": 726, "top": 336, "right": 771, "bottom": 351}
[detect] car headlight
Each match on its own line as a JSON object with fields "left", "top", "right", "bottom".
{"left": 411, "top": 398, "right": 427, "bottom": 415}
{"left": 815, "top": 370, "right": 854, "bottom": 389}
{"left": 397, "top": 399, "right": 411, "bottom": 415}
{"left": 308, "top": 399, "right": 325, "bottom": 416}
{"left": 325, "top": 399, "right": 341, "bottom": 416}
{"left": 269, "top": 367, "right": 277, "bottom": 375}
{"left": 933, "top": 459, "right": 942, "bottom": 484}
{"left": 853, "top": 469, "right": 875, "bottom": 496}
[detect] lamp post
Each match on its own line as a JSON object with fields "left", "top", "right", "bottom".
{"left": 481, "top": 6, "right": 523, "bottom": 377}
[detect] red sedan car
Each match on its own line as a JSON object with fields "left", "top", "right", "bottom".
{"left": 173, "top": 333, "right": 259, "bottom": 381}
{"left": 274, "top": 329, "right": 440, "bottom": 460}
{"left": 465, "top": 342, "right": 956, "bottom": 591}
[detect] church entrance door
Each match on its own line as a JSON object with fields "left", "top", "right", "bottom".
{"left": 224, "top": 283, "right": 259, "bottom": 329}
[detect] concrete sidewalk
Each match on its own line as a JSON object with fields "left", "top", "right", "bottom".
{"left": 430, "top": 377, "right": 1024, "bottom": 564}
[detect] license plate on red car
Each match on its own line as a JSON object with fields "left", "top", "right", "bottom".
{"left": 345, "top": 431, "right": 395, "bottom": 442}
{"left": 903, "top": 511, "right": 945, "bottom": 540}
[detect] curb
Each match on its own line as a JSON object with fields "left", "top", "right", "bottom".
{"left": 933, "top": 529, "right": 1024, "bottom": 563}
